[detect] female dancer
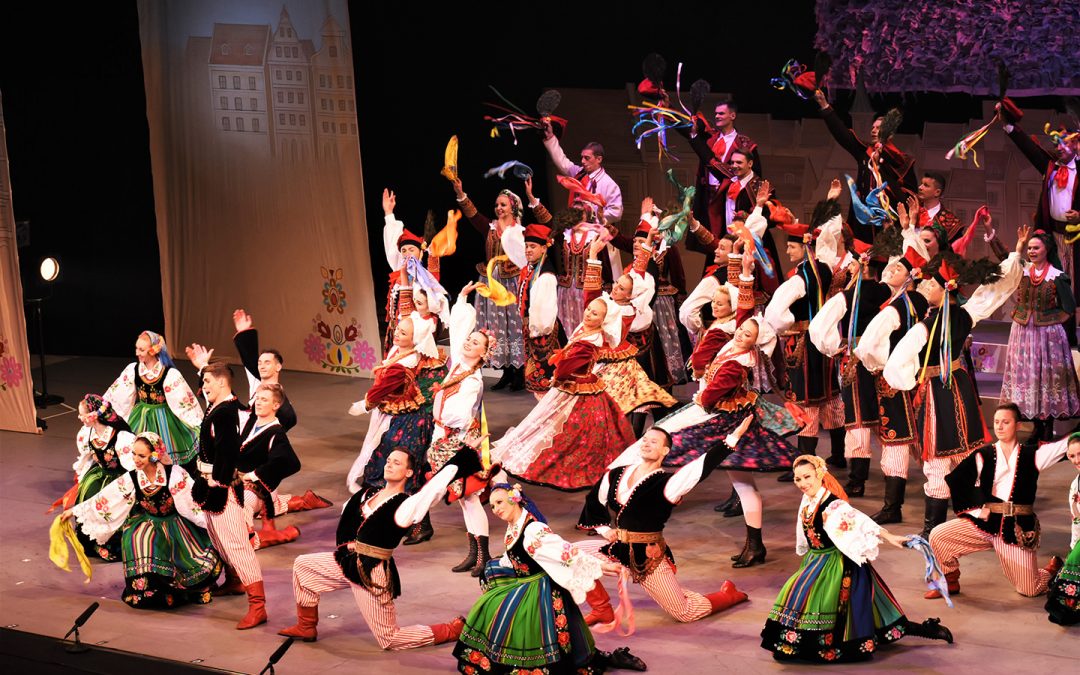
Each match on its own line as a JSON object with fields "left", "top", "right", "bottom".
{"left": 453, "top": 482, "right": 644, "bottom": 674}
{"left": 62, "top": 432, "right": 221, "bottom": 609}
{"left": 1046, "top": 432, "right": 1080, "bottom": 625}
{"left": 760, "top": 454, "right": 952, "bottom": 662}
{"left": 428, "top": 285, "right": 497, "bottom": 574}
{"left": 585, "top": 235, "right": 676, "bottom": 429}
{"left": 346, "top": 315, "right": 436, "bottom": 500}
{"left": 53, "top": 395, "right": 136, "bottom": 561}
{"left": 491, "top": 285, "right": 635, "bottom": 491}
{"left": 999, "top": 230, "right": 1080, "bottom": 440}
{"left": 609, "top": 252, "right": 799, "bottom": 568}
{"left": 453, "top": 177, "right": 527, "bottom": 390}
{"left": 104, "top": 331, "right": 202, "bottom": 468}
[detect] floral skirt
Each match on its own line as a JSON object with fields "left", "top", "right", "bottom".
{"left": 363, "top": 409, "right": 434, "bottom": 493}
{"left": 120, "top": 512, "right": 221, "bottom": 609}
{"left": 653, "top": 295, "right": 688, "bottom": 385}
{"left": 454, "top": 564, "right": 597, "bottom": 674}
{"left": 525, "top": 332, "right": 561, "bottom": 393}
{"left": 495, "top": 389, "right": 635, "bottom": 491}
{"left": 663, "top": 399, "right": 801, "bottom": 471}
{"left": 999, "top": 318, "right": 1080, "bottom": 420}
{"left": 127, "top": 402, "right": 199, "bottom": 466}
{"left": 475, "top": 275, "right": 525, "bottom": 369}
{"left": 761, "top": 546, "right": 907, "bottom": 662}
{"left": 1046, "top": 538, "right": 1080, "bottom": 626}
{"left": 75, "top": 464, "right": 125, "bottom": 561}
{"left": 417, "top": 363, "right": 449, "bottom": 412}
{"left": 594, "top": 356, "right": 677, "bottom": 415}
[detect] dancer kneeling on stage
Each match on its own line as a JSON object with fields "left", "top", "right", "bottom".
{"left": 761, "top": 454, "right": 952, "bottom": 662}
{"left": 454, "top": 482, "right": 645, "bottom": 673}
{"left": 280, "top": 447, "right": 483, "bottom": 647}
{"left": 576, "top": 418, "right": 753, "bottom": 626}
{"left": 63, "top": 432, "right": 221, "bottom": 609}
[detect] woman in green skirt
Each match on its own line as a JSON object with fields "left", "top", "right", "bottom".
{"left": 103, "top": 331, "right": 202, "bottom": 468}
{"left": 760, "top": 454, "right": 953, "bottom": 662}
{"left": 1046, "top": 433, "right": 1080, "bottom": 625}
{"left": 63, "top": 432, "right": 221, "bottom": 609}
{"left": 454, "top": 483, "right": 643, "bottom": 674}
{"left": 59, "top": 395, "right": 137, "bottom": 561}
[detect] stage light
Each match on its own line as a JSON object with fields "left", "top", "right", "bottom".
{"left": 39, "top": 257, "right": 59, "bottom": 282}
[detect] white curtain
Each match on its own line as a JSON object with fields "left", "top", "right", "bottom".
{"left": 137, "top": 0, "right": 381, "bottom": 377}
{"left": 0, "top": 91, "right": 39, "bottom": 434}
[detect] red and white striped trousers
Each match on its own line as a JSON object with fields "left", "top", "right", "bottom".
{"left": 577, "top": 541, "right": 711, "bottom": 623}
{"left": 205, "top": 488, "right": 262, "bottom": 585}
{"left": 880, "top": 443, "right": 916, "bottom": 478}
{"left": 929, "top": 517, "right": 1052, "bottom": 597}
{"left": 922, "top": 454, "right": 967, "bottom": 499}
{"left": 796, "top": 395, "right": 845, "bottom": 437}
{"left": 291, "top": 551, "right": 435, "bottom": 650}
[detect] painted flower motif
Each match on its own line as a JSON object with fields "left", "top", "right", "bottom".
{"left": 132, "top": 576, "right": 149, "bottom": 591}
{"left": 1, "top": 355, "right": 24, "bottom": 388}
{"left": 820, "top": 633, "right": 833, "bottom": 646}
{"left": 1064, "top": 584, "right": 1078, "bottom": 597}
{"left": 860, "top": 639, "right": 876, "bottom": 653}
{"left": 819, "top": 648, "right": 838, "bottom": 661}
{"left": 886, "top": 626, "right": 904, "bottom": 640}
{"left": 322, "top": 280, "right": 347, "bottom": 314}
{"left": 354, "top": 341, "right": 377, "bottom": 370}
{"left": 554, "top": 614, "right": 568, "bottom": 628}
{"left": 778, "top": 643, "right": 795, "bottom": 655}
{"left": 783, "top": 630, "right": 800, "bottom": 644}
{"left": 557, "top": 631, "right": 570, "bottom": 646}
{"left": 839, "top": 589, "right": 850, "bottom": 602}
{"left": 304, "top": 334, "right": 324, "bottom": 363}
{"left": 552, "top": 597, "right": 564, "bottom": 611}
{"left": 468, "top": 650, "right": 483, "bottom": 664}
{"left": 462, "top": 667, "right": 476, "bottom": 675}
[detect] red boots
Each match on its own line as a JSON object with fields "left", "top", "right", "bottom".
{"left": 924, "top": 570, "right": 960, "bottom": 599}
{"left": 213, "top": 566, "right": 246, "bottom": 596}
{"left": 237, "top": 581, "right": 268, "bottom": 630}
{"left": 430, "top": 616, "right": 466, "bottom": 644}
{"left": 287, "top": 490, "right": 333, "bottom": 513}
{"left": 278, "top": 604, "right": 319, "bottom": 642}
{"left": 705, "top": 580, "right": 748, "bottom": 615}
{"left": 255, "top": 520, "right": 301, "bottom": 549}
{"left": 583, "top": 580, "right": 615, "bottom": 626}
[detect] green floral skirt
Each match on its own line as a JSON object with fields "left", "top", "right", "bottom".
{"left": 120, "top": 512, "right": 220, "bottom": 609}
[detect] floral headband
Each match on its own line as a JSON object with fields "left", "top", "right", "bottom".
{"left": 478, "top": 328, "right": 498, "bottom": 362}
{"left": 137, "top": 431, "right": 172, "bottom": 465}
{"left": 492, "top": 481, "right": 547, "bottom": 523}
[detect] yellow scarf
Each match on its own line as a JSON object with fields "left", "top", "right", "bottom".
{"left": 49, "top": 515, "right": 93, "bottom": 583}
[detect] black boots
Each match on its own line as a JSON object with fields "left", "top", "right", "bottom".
{"left": 905, "top": 617, "right": 954, "bottom": 643}
{"left": 451, "top": 534, "right": 479, "bottom": 573}
{"left": 403, "top": 514, "right": 434, "bottom": 545}
{"left": 714, "top": 487, "right": 739, "bottom": 512}
{"left": 871, "top": 476, "right": 906, "bottom": 524}
{"left": 844, "top": 458, "right": 870, "bottom": 498}
{"left": 492, "top": 366, "right": 525, "bottom": 391}
{"left": 920, "top": 497, "right": 950, "bottom": 540}
{"left": 471, "top": 535, "right": 490, "bottom": 578}
{"left": 731, "top": 525, "right": 767, "bottom": 568}
{"left": 826, "top": 428, "right": 847, "bottom": 469}
{"left": 780, "top": 437, "right": 819, "bottom": 482}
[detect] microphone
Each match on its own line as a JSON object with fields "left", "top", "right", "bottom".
{"left": 64, "top": 602, "right": 99, "bottom": 639}
{"left": 258, "top": 637, "right": 295, "bottom": 675}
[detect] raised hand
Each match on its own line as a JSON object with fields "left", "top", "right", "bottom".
{"left": 232, "top": 308, "right": 253, "bottom": 332}
{"left": 897, "top": 201, "right": 910, "bottom": 229}
{"left": 540, "top": 118, "right": 554, "bottom": 141}
{"left": 382, "top": 188, "right": 396, "bottom": 215}
{"left": 460, "top": 281, "right": 478, "bottom": 298}
{"left": 827, "top": 178, "right": 843, "bottom": 201}
{"left": 756, "top": 180, "right": 772, "bottom": 207}
{"left": 185, "top": 343, "right": 213, "bottom": 371}
{"left": 742, "top": 249, "right": 754, "bottom": 276}
{"left": 1016, "top": 224, "right": 1031, "bottom": 253}
{"left": 589, "top": 235, "right": 608, "bottom": 259}
{"left": 451, "top": 178, "right": 464, "bottom": 199}
{"left": 641, "top": 197, "right": 655, "bottom": 217}
{"left": 524, "top": 176, "right": 535, "bottom": 202}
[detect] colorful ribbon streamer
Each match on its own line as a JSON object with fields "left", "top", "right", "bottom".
{"left": 945, "top": 113, "right": 999, "bottom": 168}
{"left": 904, "top": 535, "right": 954, "bottom": 608}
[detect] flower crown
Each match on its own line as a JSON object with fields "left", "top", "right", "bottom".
{"left": 478, "top": 328, "right": 498, "bottom": 361}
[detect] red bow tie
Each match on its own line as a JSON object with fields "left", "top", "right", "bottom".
{"left": 1054, "top": 165, "right": 1069, "bottom": 190}
{"left": 918, "top": 209, "right": 930, "bottom": 228}
{"left": 726, "top": 181, "right": 741, "bottom": 201}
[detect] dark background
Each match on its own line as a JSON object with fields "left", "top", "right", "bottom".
{"left": 0, "top": 3, "right": 1056, "bottom": 359}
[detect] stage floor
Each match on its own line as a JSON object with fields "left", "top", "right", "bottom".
{"left": 1, "top": 356, "right": 1077, "bottom": 674}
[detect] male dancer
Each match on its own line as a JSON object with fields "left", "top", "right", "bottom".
{"left": 279, "top": 447, "right": 482, "bottom": 647}
{"left": 576, "top": 423, "right": 751, "bottom": 625}
{"left": 507, "top": 223, "right": 561, "bottom": 398}
{"left": 926, "top": 403, "right": 1067, "bottom": 599}
{"left": 191, "top": 360, "right": 267, "bottom": 629}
